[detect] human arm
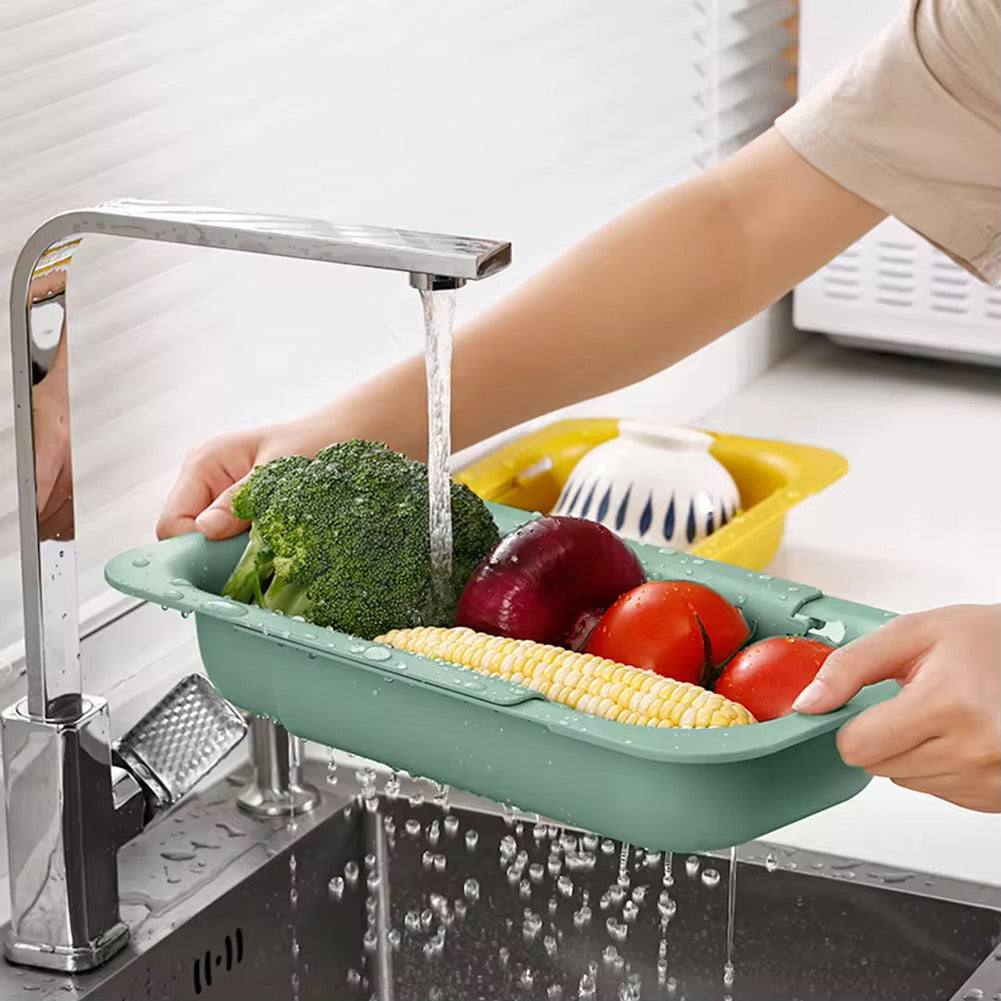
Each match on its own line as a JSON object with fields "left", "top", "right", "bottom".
{"left": 158, "top": 129, "right": 885, "bottom": 540}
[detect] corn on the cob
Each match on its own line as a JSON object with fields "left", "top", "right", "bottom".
{"left": 374, "top": 626, "right": 755, "bottom": 728}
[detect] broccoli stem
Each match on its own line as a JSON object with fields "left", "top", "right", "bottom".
{"left": 221, "top": 525, "right": 274, "bottom": 604}
{"left": 261, "top": 576, "right": 312, "bottom": 618}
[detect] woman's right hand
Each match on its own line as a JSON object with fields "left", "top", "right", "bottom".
{"left": 156, "top": 417, "right": 339, "bottom": 541}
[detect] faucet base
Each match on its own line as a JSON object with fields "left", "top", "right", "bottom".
{"left": 236, "top": 717, "right": 320, "bottom": 817}
{"left": 4, "top": 920, "right": 129, "bottom": 973}
{"left": 236, "top": 781, "right": 321, "bottom": 817}
{"left": 1, "top": 697, "right": 125, "bottom": 971}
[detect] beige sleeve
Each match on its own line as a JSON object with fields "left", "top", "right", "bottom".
{"left": 775, "top": 0, "right": 1001, "bottom": 284}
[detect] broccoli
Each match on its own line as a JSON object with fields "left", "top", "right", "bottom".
{"left": 220, "top": 440, "right": 500, "bottom": 639}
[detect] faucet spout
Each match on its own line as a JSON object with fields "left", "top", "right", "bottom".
{"left": 3, "top": 199, "right": 511, "bottom": 971}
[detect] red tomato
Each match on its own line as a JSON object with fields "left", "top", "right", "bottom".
{"left": 648, "top": 581, "right": 749, "bottom": 666}
{"left": 587, "top": 582, "right": 710, "bottom": 685}
{"left": 714, "top": 636, "right": 835, "bottom": 722}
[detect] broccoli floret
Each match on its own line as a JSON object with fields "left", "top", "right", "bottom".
{"left": 222, "top": 455, "right": 312, "bottom": 605}
{"left": 220, "top": 440, "right": 500, "bottom": 639}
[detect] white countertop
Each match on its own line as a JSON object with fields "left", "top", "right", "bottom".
{"left": 699, "top": 338, "right": 1001, "bottom": 885}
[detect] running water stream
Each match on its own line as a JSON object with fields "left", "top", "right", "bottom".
{"left": 419, "top": 288, "right": 457, "bottom": 619}
{"left": 724, "top": 845, "right": 738, "bottom": 997}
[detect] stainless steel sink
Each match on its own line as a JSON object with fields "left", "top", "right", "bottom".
{"left": 0, "top": 761, "right": 362, "bottom": 1001}
{"left": 2, "top": 762, "right": 998, "bottom": 1001}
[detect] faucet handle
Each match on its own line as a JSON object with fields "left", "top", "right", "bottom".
{"left": 114, "top": 675, "right": 247, "bottom": 817}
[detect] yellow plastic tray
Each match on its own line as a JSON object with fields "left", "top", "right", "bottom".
{"left": 456, "top": 418, "right": 848, "bottom": 571}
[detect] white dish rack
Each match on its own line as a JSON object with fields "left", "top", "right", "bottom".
{"left": 793, "top": 0, "right": 1001, "bottom": 367}
{"left": 795, "top": 220, "right": 1001, "bottom": 367}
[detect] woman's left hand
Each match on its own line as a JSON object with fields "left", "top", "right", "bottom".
{"left": 793, "top": 603, "right": 1001, "bottom": 812}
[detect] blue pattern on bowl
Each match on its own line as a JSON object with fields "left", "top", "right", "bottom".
{"left": 596, "top": 484, "right": 613, "bottom": 524}
{"left": 555, "top": 480, "right": 740, "bottom": 549}
{"left": 638, "top": 494, "right": 654, "bottom": 538}
{"left": 663, "top": 496, "right": 675, "bottom": 541}
{"left": 615, "top": 486, "right": 632, "bottom": 532}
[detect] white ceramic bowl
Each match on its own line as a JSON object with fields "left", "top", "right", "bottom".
{"left": 551, "top": 422, "right": 740, "bottom": 551}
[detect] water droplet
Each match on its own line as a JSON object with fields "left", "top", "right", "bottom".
{"left": 529, "top": 863, "right": 545, "bottom": 884}
{"left": 723, "top": 961, "right": 735, "bottom": 987}
{"left": 685, "top": 855, "right": 700, "bottom": 878}
{"left": 433, "top": 853, "right": 446, "bottom": 873}
{"left": 443, "top": 815, "right": 460, "bottom": 837}
{"left": 363, "top": 646, "right": 391, "bottom": 661}
{"left": 701, "top": 868, "right": 721, "bottom": 888}
{"left": 498, "top": 946, "right": 510, "bottom": 967}
{"left": 328, "top": 876, "right": 345, "bottom": 900}
{"left": 519, "top": 968, "right": 535, "bottom": 991}
{"left": 463, "top": 878, "right": 480, "bottom": 902}
{"left": 764, "top": 853, "right": 779, "bottom": 873}
{"left": 606, "top": 917, "right": 628, "bottom": 942}
{"left": 160, "top": 851, "right": 195, "bottom": 862}
{"left": 347, "top": 969, "right": 362, "bottom": 988}
{"left": 962, "top": 991, "right": 984, "bottom": 1001}
{"left": 878, "top": 872, "right": 913, "bottom": 884}
{"left": 169, "top": 578, "right": 190, "bottom": 587}
{"left": 202, "top": 599, "right": 248, "bottom": 618}
{"left": 465, "top": 829, "right": 479, "bottom": 850}
{"left": 548, "top": 986, "right": 563, "bottom": 1000}
{"left": 131, "top": 557, "right": 150, "bottom": 568}
{"left": 557, "top": 875, "right": 574, "bottom": 898}
{"left": 165, "top": 588, "right": 184, "bottom": 600}
{"left": 405, "top": 819, "right": 421, "bottom": 838}
{"left": 344, "top": 861, "right": 359, "bottom": 885}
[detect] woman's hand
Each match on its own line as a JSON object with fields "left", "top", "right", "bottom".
{"left": 793, "top": 604, "right": 1001, "bottom": 812}
{"left": 156, "top": 417, "right": 341, "bottom": 541}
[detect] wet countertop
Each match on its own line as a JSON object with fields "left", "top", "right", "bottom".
{"left": 699, "top": 339, "right": 1001, "bottom": 886}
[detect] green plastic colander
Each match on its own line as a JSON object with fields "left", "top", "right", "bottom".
{"left": 105, "top": 502, "right": 897, "bottom": 851}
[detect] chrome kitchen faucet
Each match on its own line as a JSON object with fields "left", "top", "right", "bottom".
{"left": 3, "top": 200, "right": 512, "bottom": 972}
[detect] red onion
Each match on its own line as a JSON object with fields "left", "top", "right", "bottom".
{"left": 455, "top": 516, "right": 646, "bottom": 650}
